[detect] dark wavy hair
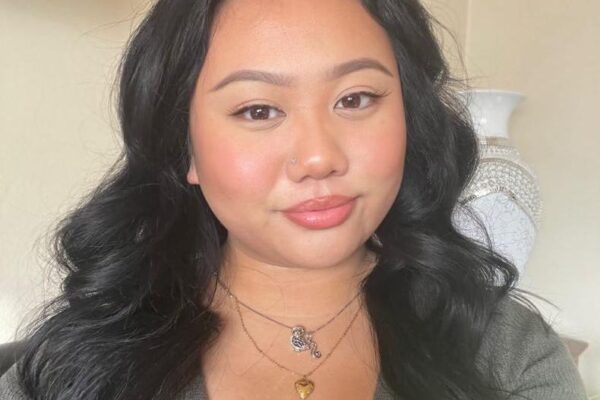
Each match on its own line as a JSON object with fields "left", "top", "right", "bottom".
{"left": 14, "top": 0, "right": 541, "bottom": 399}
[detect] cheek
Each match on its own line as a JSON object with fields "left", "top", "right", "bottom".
{"left": 200, "top": 144, "right": 263, "bottom": 195}
{"left": 353, "top": 113, "right": 407, "bottom": 182}
{"left": 190, "top": 121, "right": 279, "bottom": 211}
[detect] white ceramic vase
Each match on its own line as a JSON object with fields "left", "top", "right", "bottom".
{"left": 453, "top": 89, "right": 542, "bottom": 277}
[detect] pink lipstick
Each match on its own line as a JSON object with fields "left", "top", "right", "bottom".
{"left": 282, "top": 195, "right": 356, "bottom": 229}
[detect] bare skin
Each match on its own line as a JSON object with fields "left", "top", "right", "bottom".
{"left": 186, "top": 0, "right": 407, "bottom": 398}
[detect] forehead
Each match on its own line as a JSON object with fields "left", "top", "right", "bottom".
{"left": 199, "top": 0, "right": 397, "bottom": 84}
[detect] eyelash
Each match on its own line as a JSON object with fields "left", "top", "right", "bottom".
{"left": 228, "top": 89, "right": 391, "bottom": 122}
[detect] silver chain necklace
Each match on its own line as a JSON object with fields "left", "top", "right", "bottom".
{"left": 230, "top": 290, "right": 362, "bottom": 399}
{"left": 215, "top": 276, "right": 361, "bottom": 359}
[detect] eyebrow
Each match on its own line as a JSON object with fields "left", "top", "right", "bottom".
{"left": 209, "top": 57, "right": 394, "bottom": 92}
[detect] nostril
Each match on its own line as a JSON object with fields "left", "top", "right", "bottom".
{"left": 286, "top": 127, "right": 349, "bottom": 180}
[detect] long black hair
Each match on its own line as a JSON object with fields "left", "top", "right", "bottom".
{"left": 15, "top": 0, "right": 540, "bottom": 398}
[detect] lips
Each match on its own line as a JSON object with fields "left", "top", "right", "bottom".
{"left": 282, "top": 195, "right": 357, "bottom": 229}
{"left": 283, "top": 195, "right": 355, "bottom": 212}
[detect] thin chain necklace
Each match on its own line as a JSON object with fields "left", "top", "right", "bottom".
{"left": 214, "top": 251, "right": 376, "bottom": 359}
{"left": 216, "top": 276, "right": 360, "bottom": 359}
{"left": 230, "top": 290, "right": 362, "bottom": 399}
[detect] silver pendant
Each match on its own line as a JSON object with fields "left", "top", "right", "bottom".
{"left": 290, "top": 326, "right": 321, "bottom": 358}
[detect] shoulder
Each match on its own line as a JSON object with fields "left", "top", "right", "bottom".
{"left": 0, "top": 364, "right": 29, "bottom": 400}
{"left": 476, "top": 294, "right": 588, "bottom": 399}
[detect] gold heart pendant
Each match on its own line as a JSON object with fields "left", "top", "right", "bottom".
{"left": 294, "top": 377, "right": 315, "bottom": 399}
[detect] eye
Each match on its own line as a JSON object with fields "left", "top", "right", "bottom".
{"left": 334, "top": 90, "right": 389, "bottom": 111}
{"left": 230, "top": 104, "right": 285, "bottom": 122}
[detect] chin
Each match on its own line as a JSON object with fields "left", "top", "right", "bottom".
{"left": 277, "top": 239, "right": 368, "bottom": 270}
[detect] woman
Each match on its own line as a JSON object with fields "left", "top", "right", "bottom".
{"left": 0, "top": 0, "right": 588, "bottom": 399}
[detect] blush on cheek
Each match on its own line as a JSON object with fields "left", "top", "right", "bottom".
{"left": 357, "top": 119, "right": 407, "bottom": 180}
{"left": 196, "top": 141, "right": 276, "bottom": 202}
{"left": 376, "top": 132, "right": 406, "bottom": 177}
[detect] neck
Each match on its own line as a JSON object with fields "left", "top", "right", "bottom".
{"left": 213, "top": 240, "right": 378, "bottom": 324}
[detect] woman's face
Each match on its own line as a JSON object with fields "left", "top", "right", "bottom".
{"left": 187, "top": 0, "right": 406, "bottom": 269}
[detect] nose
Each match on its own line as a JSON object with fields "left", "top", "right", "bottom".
{"left": 286, "top": 112, "right": 349, "bottom": 182}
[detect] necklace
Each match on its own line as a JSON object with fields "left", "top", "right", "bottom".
{"left": 231, "top": 291, "right": 362, "bottom": 399}
{"left": 214, "top": 251, "right": 376, "bottom": 359}
{"left": 216, "top": 276, "right": 360, "bottom": 359}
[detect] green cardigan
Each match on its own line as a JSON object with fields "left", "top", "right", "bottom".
{"left": 0, "top": 297, "right": 588, "bottom": 399}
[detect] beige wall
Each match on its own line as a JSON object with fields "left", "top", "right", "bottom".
{"left": 0, "top": 0, "right": 149, "bottom": 339}
{"left": 1, "top": 0, "right": 598, "bottom": 396}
